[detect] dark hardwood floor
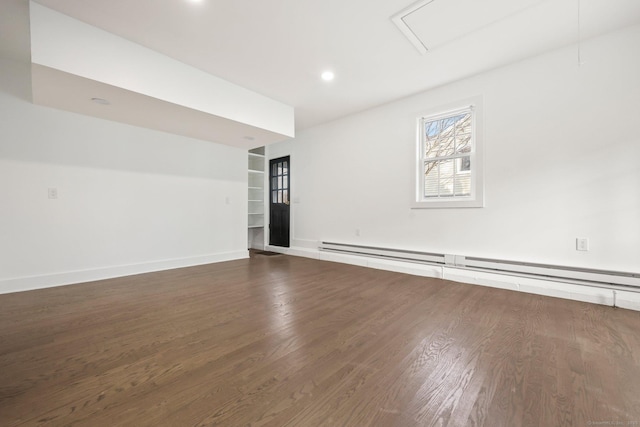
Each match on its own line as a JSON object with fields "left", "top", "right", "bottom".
{"left": 1, "top": 253, "right": 639, "bottom": 426}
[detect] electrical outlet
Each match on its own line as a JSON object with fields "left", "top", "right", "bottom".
{"left": 48, "top": 188, "right": 58, "bottom": 199}
{"left": 576, "top": 238, "right": 589, "bottom": 251}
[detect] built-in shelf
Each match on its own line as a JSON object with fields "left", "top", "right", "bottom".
{"left": 248, "top": 146, "right": 266, "bottom": 250}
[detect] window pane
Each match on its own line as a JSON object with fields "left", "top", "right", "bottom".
{"left": 283, "top": 161, "right": 288, "bottom": 175}
{"left": 439, "top": 159, "right": 454, "bottom": 197}
{"left": 427, "top": 133, "right": 455, "bottom": 158}
{"left": 456, "top": 133, "right": 472, "bottom": 154}
{"left": 455, "top": 173, "right": 471, "bottom": 196}
{"left": 425, "top": 120, "right": 440, "bottom": 141}
{"left": 424, "top": 161, "right": 439, "bottom": 198}
{"left": 277, "top": 164, "right": 282, "bottom": 175}
{"left": 272, "top": 177, "right": 277, "bottom": 189}
{"left": 458, "top": 156, "right": 471, "bottom": 172}
{"left": 272, "top": 163, "right": 277, "bottom": 176}
{"left": 425, "top": 155, "right": 470, "bottom": 198}
{"left": 278, "top": 176, "right": 282, "bottom": 189}
{"left": 424, "top": 112, "right": 470, "bottom": 159}
{"left": 283, "top": 175, "right": 288, "bottom": 189}
{"left": 456, "top": 113, "right": 472, "bottom": 134}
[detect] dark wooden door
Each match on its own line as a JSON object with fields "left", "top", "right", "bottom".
{"left": 269, "top": 156, "right": 290, "bottom": 247}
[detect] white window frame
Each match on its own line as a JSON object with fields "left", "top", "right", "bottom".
{"left": 412, "top": 96, "right": 484, "bottom": 209}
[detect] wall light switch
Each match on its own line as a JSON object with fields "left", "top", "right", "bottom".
{"left": 48, "top": 188, "right": 58, "bottom": 199}
{"left": 576, "top": 238, "right": 589, "bottom": 251}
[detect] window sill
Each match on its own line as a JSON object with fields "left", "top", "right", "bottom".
{"left": 411, "top": 198, "right": 484, "bottom": 209}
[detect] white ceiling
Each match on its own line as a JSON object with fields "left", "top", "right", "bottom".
{"left": 23, "top": 0, "right": 640, "bottom": 131}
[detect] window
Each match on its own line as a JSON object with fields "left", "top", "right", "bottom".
{"left": 413, "top": 99, "right": 484, "bottom": 208}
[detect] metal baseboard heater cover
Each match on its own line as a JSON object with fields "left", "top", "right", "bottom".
{"left": 319, "top": 242, "right": 640, "bottom": 292}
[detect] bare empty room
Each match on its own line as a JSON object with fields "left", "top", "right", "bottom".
{"left": 1, "top": 0, "right": 639, "bottom": 426}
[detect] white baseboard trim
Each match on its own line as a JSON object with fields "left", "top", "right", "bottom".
{"left": 442, "top": 267, "right": 640, "bottom": 311}
{"left": 0, "top": 250, "right": 249, "bottom": 295}
{"left": 272, "top": 246, "right": 640, "bottom": 311}
{"left": 267, "top": 245, "right": 441, "bottom": 278}
{"left": 265, "top": 245, "right": 319, "bottom": 259}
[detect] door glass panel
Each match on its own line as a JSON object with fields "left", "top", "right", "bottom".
{"left": 272, "top": 191, "right": 277, "bottom": 203}
{"left": 283, "top": 190, "right": 288, "bottom": 204}
{"left": 278, "top": 190, "right": 283, "bottom": 203}
{"left": 277, "top": 176, "right": 282, "bottom": 189}
{"left": 272, "top": 177, "right": 277, "bottom": 189}
{"left": 277, "top": 164, "right": 282, "bottom": 175}
{"left": 283, "top": 175, "right": 288, "bottom": 189}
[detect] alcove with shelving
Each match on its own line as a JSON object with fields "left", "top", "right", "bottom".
{"left": 248, "top": 146, "right": 265, "bottom": 249}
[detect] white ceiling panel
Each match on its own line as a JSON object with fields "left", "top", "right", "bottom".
{"left": 402, "top": 0, "right": 544, "bottom": 50}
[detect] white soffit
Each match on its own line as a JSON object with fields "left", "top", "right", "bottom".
{"left": 28, "top": 2, "right": 294, "bottom": 147}
{"left": 392, "top": 0, "right": 544, "bottom": 53}
{"left": 31, "top": 65, "right": 289, "bottom": 150}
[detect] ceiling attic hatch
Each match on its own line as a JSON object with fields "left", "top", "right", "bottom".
{"left": 28, "top": 2, "right": 294, "bottom": 149}
{"left": 392, "top": 0, "right": 544, "bottom": 54}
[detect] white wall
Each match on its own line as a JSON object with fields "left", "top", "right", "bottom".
{"left": 270, "top": 24, "right": 640, "bottom": 273}
{"left": 0, "top": 58, "right": 248, "bottom": 293}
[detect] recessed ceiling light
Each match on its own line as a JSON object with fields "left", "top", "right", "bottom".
{"left": 90, "top": 97, "right": 110, "bottom": 105}
{"left": 321, "top": 71, "right": 335, "bottom": 81}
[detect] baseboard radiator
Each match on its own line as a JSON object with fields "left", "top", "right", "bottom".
{"left": 319, "top": 241, "right": 640, "bottom": 293}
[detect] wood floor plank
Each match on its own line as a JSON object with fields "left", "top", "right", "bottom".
{"left": 1, "top": 253, "right": 639, "bottom": 426}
